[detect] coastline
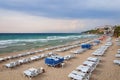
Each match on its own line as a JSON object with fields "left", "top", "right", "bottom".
{"left": 0, "top": 33, "right": 96, "bottom": 54}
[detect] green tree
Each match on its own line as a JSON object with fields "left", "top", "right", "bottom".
{"left": 114, "top": 25, "right": 120, "bottom": 37}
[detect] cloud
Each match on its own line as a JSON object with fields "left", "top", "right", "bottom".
{"left": 0, "top": 9, "right": 79, "bottom": 33}
{"left": 0, "top": 9, "right": 118, "bottom": 33}
{"left": 0, "top": 0, "right": 120, "bottom": 33}
{"left": 0, "top": 0, "right": 120, "bottom": 19}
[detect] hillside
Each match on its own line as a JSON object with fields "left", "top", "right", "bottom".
{"left": 82, "top": 25, "right": 120, "bottom": 38}
{"left": 113, "top": 25, "right": 120, "bottom": 37}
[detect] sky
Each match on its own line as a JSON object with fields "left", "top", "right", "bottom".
{"left": 0, "top": 0, "right": 120, "bottom": 33}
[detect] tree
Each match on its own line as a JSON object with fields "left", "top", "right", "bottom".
{"left": 113, "top": 25, "right": 120, "bottom": 37}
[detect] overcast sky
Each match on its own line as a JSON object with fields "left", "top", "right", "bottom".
{"left": 0, "top": 0, "right": 120, "bottom": 33}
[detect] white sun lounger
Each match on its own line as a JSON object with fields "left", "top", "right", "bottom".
{"left": 117, "top": 50, "right": 120, "bottom": 54}
{"left": 5, "top": 56, "right": 13, "bottom": 59}
{"left": 40, "top": 54, "right": 47, "bottom": 58}
{"left": 30, "top": 56, "right": 39, "bottom": 61}
{"left": 83, "top": 61, "right": 95, "bottom": 67}
{"left": 71, "top": 70, "right": 87, "bottom": 77}
{"left": 115, "top": 54, "right": 120, "bottom": 58}
{"left": 87, "top": 57, "right": 98, "bottom": 62}
{"left": 23, "top": 67, "right": 44, "bottom": 78}
{"left": 113, "top": 60, "right": 120, "bottom": 65}
{"left": 64, "top": 54, "right": 75, "bottom": 60}
{"left": 71, "top": 49, "right": 87, "bottom": 54}
{"left": 83, "top": 61, "right": 97, "bottom": 72}
{"left": 68, "top": 70, "right": 90, "bottom": 80}
{"left": 76, "top": 65, "right": 91, "bottom": 73}
{"left": 17, "top": 54, "right": 24, "bottom": 57}
{"left": 117, "top": 49, "right": 120, "bottom": 51}
{"left": 24, "top": 68, "right": 38, "bottom": 77}
{"left": 92, "top": 45, "right": 108, "bottom": 56}
{"left": 0, "top": 58, "right": 4, "bottom": 62}
{"left": 105, "top": 42, "right": 112, "bottom": 46}
{"left": 55, "top": 49, "right": 62, "bottom": 52}
{"left": 48, "top": 52, "right": 53, "bottom": 55}
{"left": 87, "top": 57, "right": 100, "bottom": 64}
{"left": 68, "top": 73, "right": 84, "bottom": 80}
{"left": 18, "top": 59, "right": 25, "bottom": 64}
{"left": 72, "top": 70, "right": 91, "bottom": 80}
{"left": 6, "top": 56, "right": 12, "bottom": 60}
{"left": 64, "top": 55, "right": 71, "bottom": 60}
{"left": 18, "top": 58, "right": 31, "bottom": 64}
{"left": 5, "top": 61, "right": 20, "bottom": 68}
{"left": 5, "top": 62, "right": 15, "bottom": 68}
{"left": 26, "top": 52, "right": 32, "bottom": 55}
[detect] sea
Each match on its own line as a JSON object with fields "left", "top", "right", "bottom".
{"left": 0, "top": 33, "right": 98, "bottom": 54}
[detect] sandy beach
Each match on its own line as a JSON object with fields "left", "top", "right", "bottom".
{"left": 0, "top": 0, "right": 119, "bottom": 80}
{"left": 0, "top": 37, "right": 120, "bottom": 80}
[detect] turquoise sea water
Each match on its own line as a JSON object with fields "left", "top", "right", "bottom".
{"left": 0, "top": 33, "right": 98, "bottom": 54}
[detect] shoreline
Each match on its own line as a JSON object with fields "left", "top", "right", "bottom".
{"left": 0, "top": 38, "right": 90, "bottom": 56}
{"left": 0, "top": 33, "right": 98, "bottom": 54}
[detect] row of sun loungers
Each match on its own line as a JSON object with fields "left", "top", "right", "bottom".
{"left": 113, "top": 37, "right": 120, "bottom": 65}
{"left": 70, "top": 39, "right": 100, "bottom": 54}
{"left": 0, "top": 41, "right": 81, "bottom": 63}
{"left": 115, "top": 49, "right": 120, "bottom": 58}
{"left": 114, "top": 48, "right": 120, "bottom": 66}
{"left": 63, "top": 39, "right": 99, "bottom": 61}
{"left": 64, "top": 39, "right": 100, "bottom": 61}
{"left": 92, "top": 46, "right": 108, "bottom": 56}
{"left": 92, "top": 41, "right": 112, "bottom": 56}
{"left": 5, "top": 61, "right": 21, "bottom": 68}
{"left": 113, "top": 37, "right": 120, "bottom": 66}
{"left": 23, "top": 67, "right": 45, "bottom": 79}
{"left": 2, "top": 40, "right": 83, "bottom": 67}
{"left": 65, "top": 40, "right": 97, "bottom": 60}
{"left": 4, "top": 53, "right": 52, "bottom": 68}
{"left": 0, "top": 43, "right": 70, "bottom": 62}
{"left": 43, "top": 41, "right": 80, "bottom": 51}
{"left": 115, "top": 38, "right": 120, "bottom": 46}
{"left": 1, "top": 38, "right": 97, "bottom": 70}
{"left": 55, "top": 39, "right": 95, "bottom": 52}
{"left": 44, "top": 44, "right": 71, "bottom": 51}
{"left": 0, "top": 44, "right": 76, "bottom": 63}
{"left": 0, "top": 51, "right": 43, "bottom": 62}
{"left": 68, "top": 57, "right": 100, "bottom": 80}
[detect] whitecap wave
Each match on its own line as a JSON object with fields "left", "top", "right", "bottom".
{"left": 0, "top": 34, "right": 97, "bottom": 47}
{"left": 0, "top": 39, "right": 48, "bottom": 46}
{"left": 46, "top": 34, "right": 96, "bottom": 40}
